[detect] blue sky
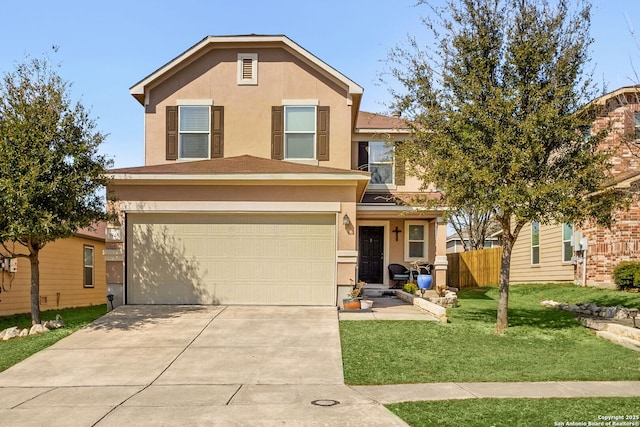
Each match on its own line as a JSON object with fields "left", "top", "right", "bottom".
{"left": 2, "top": 0, "right": 640, "bottom": 168}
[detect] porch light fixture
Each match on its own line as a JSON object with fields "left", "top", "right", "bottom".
{"left": 343, "top": 214, "right": 351, "bottom": 226}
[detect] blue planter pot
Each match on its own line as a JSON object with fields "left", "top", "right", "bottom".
{"left": 417, "top": 274, "right": 433, "bottom": 290}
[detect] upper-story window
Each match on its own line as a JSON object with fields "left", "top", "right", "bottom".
{"left": 285, "top": 106, "right": 316, "bottom": 159}
{"left": 179, "top": 106, "right": 210, "bottom": 159}
{"left": 271, "top": 103, "right": 329, "bottom": 162}
{"left": 368, "top": 141, "right": 394, "bottom": 185}
{"left": 357, "top": 141, "right": 404, "bottom": 188}
{"left": 166, "top": 102, "right": 224, "bottom": 161}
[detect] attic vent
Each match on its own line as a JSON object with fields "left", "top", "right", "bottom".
{"left": 242, "top": 58, "right": 253, "bottom": 79}
{"left": 238, "top": 53, "right": 258, "bottom": 85}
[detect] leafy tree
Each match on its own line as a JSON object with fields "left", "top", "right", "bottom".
{"left": 389, "top": 0, "right": 626, "bottom": 333}
{"left": 0, "top": 52, "right": 112, "bottom": 324}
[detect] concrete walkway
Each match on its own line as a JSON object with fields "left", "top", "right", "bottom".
{"left": 0, "top": 305, "right": 407, "bottom": 426}
{"left": 2, "top": 304, "right": 639, "bottom": 426}
{"left": 352, "top": 381, "right": 640, "bottom": 404}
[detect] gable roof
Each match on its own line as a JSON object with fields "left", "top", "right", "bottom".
{"left": 586, "top": 85, "right": 640, "bottom": 107}
{"left": 130, "top": 34, "right": 364, "bottom": 106}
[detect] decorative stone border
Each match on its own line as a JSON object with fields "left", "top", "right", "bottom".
{"left": 395, "top": 290, "right": 448, "bottom": 322}
{"left": 0, "top": 316, "right": 65, "bottom": 341}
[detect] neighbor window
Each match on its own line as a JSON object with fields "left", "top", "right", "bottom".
{"left": 562, "top": 223, "right": 573, "bottom": 262}
{"left": 405, "top": 221, "right": 427, "bottom": 261}
{"left": 635, "top": 112, "right": 640, "bottom": 139}
{"left": 83, "top": 245, "right": 94, "bottom": 288}
{"left": 179, "top": 105, "right": 210, "bottom": 159}
{"left": 531, "top": 221, "right": 540, "bottom": 265}
{"left": 368, "top": 141, "right": 394, "bottom": 185}
{"left": 285, "top": 106, "right": 316, "bottom": 159}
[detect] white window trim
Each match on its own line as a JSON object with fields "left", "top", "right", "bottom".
{"left": 367, "top": 141, "right": 396, "bottom": 190}
{"left": 404, "top": 221, "right": 428, "bottom": 262}
{"left": 284, "top": 105, "right": 316, "bottom": 161}
{"left": 178, "top": 105, "right": 211, "bottom": 160}
{"left": 282, "top": 99, "right": 319, "bottom": 106}
{"left": 83, "top": 245, "right": 95, "bottom": 288}
{"left": 237, "top": 53, "right": 258, "bottom": 85}
{"left": 531, "top": 221, "right": 540, "bottom": 266}
{"left": 562, "top": 222, "right": 573, "bottom": 263}
{"left": 176, "top": 99, "right": 214, "bottom": 106}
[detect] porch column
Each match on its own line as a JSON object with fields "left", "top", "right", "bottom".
{"left": 434, "top": 217, "right": 448, "bottom": 288}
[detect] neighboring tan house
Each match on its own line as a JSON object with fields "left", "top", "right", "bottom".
{"left": 0, "top": 224, "right": 107, "bottom": 316}
{"left": 445, "top": 232, "right": 501, "bottom": 254}
{"left": 105, "top": 35, "right": 446, "bottom": 307}
{"left": 510, "top": 85, "right": 640, "bottom": 287}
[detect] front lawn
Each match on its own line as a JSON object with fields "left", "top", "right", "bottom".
{"left": 387, "top": 397, "right": 640, "bottom": 427}
{"left": 0, "top": 305, "right": 107, "bottom": 372}
{"left": 340, "top": 284, "right": 640, "bottom": 384}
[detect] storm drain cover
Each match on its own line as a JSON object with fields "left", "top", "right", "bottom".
{"left": 310, "top": 399, "right": 340, "bottom": 407}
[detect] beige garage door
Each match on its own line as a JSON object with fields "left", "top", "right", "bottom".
{"left": 126, "top": 213, "right": 336, "bottom": 305}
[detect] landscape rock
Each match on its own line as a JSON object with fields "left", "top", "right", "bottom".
{"left": 43, "top": 315, "right": 65, "bottom": 329}
{"left": 29, "top": 324, "right": 48, "bottom": 335}
{"left": 18, "top": 328, "right": 28, "bottom": 337}
{"left": 1, "top": 327, "right": 20, "bottom": 341}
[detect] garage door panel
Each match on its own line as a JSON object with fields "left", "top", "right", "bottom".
{"left": 127, "top": 213, "right": 336, "bottom": 305}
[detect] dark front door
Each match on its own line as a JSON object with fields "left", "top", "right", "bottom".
{"left": 358, "top": 226, "right": 384, "bottom": 283}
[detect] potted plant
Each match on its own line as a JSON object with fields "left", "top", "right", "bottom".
{"left": 343, "top": 280, "right": 366, "bottom": 310}
{"left": 411, "top": 260, "right": 433, "bottom": 294}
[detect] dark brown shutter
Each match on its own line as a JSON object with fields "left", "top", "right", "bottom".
{"left": 316, "top": 106, "right": 330, "bottom": 161}
{"left": 358, "top": 142, "right": 369, "bottom": 171}
{"left": 211, "top": 106, "right": 224, "bottom": 158}
{"left": 271, "top": 106, "right": 284, "bottom": 160}
{"left": 166, "top": 106, "right": 178, "bottom": 160}
{"left": 395, "top": 142, "right": 405, "bottom": 185}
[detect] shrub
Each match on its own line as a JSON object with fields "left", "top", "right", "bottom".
{"left": 612, "top": 261, "right": 640, "bottom": 290}
{"left": 403, "top": 283, "right": 418, "bottom": 295}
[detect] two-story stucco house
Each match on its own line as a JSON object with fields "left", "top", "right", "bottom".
{"left": 510, "top": 85, "right": 640, "bottom": 288}
{"left": 105, "top": 35, "right": 446, "bottom": 307}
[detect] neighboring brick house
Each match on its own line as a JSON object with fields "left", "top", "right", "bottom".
{"left": 510, "top": 85, "right": 640, "bottom": 288}
{"left": 575, "top": 86, "right": 640, "bottom": 287}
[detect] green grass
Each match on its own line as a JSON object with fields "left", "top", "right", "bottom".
{"left": 387, "top": 397, "right": 640, "bottom": 427}
{"left": 340, "top": 284, "right": 640, "bottom": 384}
{"left": 0, "top": 305, "right": 107, "bottom": 372}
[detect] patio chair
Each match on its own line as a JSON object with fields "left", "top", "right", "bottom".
{"left": 388, "top": 264, "right": 411, "bottom": 289}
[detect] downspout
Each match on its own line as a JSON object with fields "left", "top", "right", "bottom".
{"left": 581, "top": 237, "right": 588, "bottom": 287}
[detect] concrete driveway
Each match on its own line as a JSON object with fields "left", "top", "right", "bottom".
{"left": 0, "top": 305, "right": 407, "bottom": 426}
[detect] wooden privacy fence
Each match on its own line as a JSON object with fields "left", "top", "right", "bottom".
{"left": 447, "top": 247, "right": 503, "bottom": 288}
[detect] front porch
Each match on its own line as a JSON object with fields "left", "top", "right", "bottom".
{"left": 354, "top": 213, "right": 448, "bottom": 291}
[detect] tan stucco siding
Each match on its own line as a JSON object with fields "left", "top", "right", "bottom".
{"left": 144, "top": 47, "right": 353, "bottom": 169}
{"left": 0, "top": 237, "right": 106, "bottom": 316}
{"left": 509, "top": 222, "right": 574, "bottom": 284}
{"left": 110, "top": 183, "right": 356, "bottom": 203}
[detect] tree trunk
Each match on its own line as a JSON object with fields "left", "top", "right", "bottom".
{"left": 495, "top": 238, "right": 513, "bottom": 334}
{"left": 30, "top": 252, "right": 40, "bottom": 325}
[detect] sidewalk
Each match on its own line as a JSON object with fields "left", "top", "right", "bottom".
{"left": 351, "top": 381, "right": 640, "bottom": 404}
